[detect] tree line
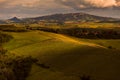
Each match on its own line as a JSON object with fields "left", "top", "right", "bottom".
{"left": 34, "top": 27, "right": 120, "bottom": 39}
{"left": 0, "top": 25, "right": 27, "bottom": 32}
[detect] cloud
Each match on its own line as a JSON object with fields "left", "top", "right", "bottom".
{"left": 56, "top": 0, "right": 120, "bottom": 9}
{"left": 0, "top": 0, "right": 43, "bottom": 8}
{"left": 0, "top": 0, "right": 69, "bottom": 11}
{"left": 0, "top": 0, "right": 119, "bottom": 18}
{"left": 0, "top": 0, "right": 75, "bottom": 18}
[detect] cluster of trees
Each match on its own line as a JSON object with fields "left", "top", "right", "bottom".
{"left": 0, "top": 32, "right": 13, "bottom": 44}
{"left": 38, "top": 27, "right": 120, "bottom": 39}
{"left": 0, "top": 56, "right": 37, "bottom": 80}
{"left": 0, "top": 25, "right": 16, "bottom": 30}
{"left": 0, "top": 25, "right": 27, "bottom": 32}
{"left": 0, "top": 32, "right": 13, "bottom": 54}
{"left": 0, "top": 54, "right": 51, "bottom": 80}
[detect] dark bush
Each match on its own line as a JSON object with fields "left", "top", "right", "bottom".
{"left": 80, "top": 75, "right": 91, "bottom": 80}
{"left": 108, "top": 46, "right": 113, "bottom": 49}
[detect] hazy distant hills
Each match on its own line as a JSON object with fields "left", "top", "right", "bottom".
{"left": 8, "top": 17, "right": 22, "bottom": 23}
{"left": 26, "top": 13, "right": 120, "bottom": 22}
{"left": 0, "top": 17, "right": 22, "bottom": 24}
{"left": 0, "top": 20, "right": 6, "bottom": 24}
{"left": 0, "top": 13, "right": 120, "bottom": 24}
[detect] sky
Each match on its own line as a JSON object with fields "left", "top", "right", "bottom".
{"left": 0, "top": 0, "right": 120, "bottom": 19}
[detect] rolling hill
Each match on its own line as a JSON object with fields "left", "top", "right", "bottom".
{"left": 3, "top": 31, "right": 120, "bottom": 80}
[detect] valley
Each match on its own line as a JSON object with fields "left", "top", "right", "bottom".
{"left": 0, "top": 12, "right": 120, "bottom": 80}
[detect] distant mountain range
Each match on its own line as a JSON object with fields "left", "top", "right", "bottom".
{"left": 0, "top": 13, "right": 120, "bottom": 24}
{"left": 28, "top": 13, "right": 119, "bottom": 22}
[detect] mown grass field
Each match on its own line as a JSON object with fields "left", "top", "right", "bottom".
{"left": 3, "top": 31, "right": 120, "bottom": 80}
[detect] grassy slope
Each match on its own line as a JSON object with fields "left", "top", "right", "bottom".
{"left": 77, "top": 22, "right": 119, "bottom": 28}
{"left": 28, "top": 22, "right": 120, "bottom": 29}
{"left": 79, "top": 39, "right": 120, "bottom": 49}
{"left": 4, "top": 31, "right": 120, "bottom": 80}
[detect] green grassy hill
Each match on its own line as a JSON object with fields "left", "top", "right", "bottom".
{"left": 3, "top": 31, "right": 120, "bottom": 80}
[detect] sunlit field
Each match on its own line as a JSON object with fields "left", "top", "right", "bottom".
{"left": 2, "top": 30, "right": 120, "bottom": 80}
